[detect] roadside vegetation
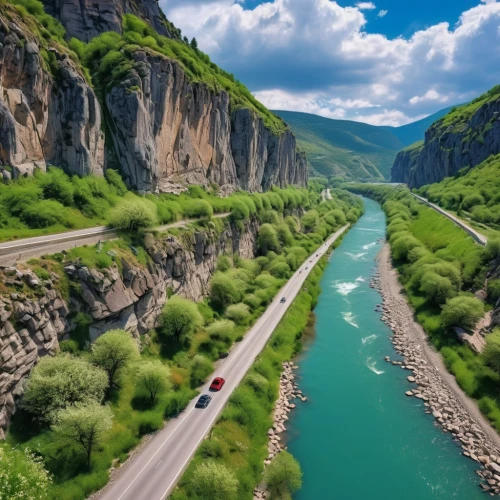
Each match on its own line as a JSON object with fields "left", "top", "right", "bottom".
{"left": 416, "top": 154, "right": 500, "bottom": 238}
{"left": 5, "top": 186, "right": 361, "bottom": 500}
{"left": 348, "top": 183, "right": 500, "bottom": 432}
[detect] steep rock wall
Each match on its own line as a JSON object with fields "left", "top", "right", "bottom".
{"left": 105, "top": 51, "right": 308, "bottom": 192}
{"left": 41, "top": 0, "right": 173, "bottom": 42}
{"left": 0, "top": 12, "right": 104, "bottom": 178}
{"left": 391, "top": 97, "right": 500, "bottom": 187}
{"left": 0, "top": 220, "right": 257, "bottom": 437}
{"left": 391, "top": 143, "right": 424, "bottom": 185}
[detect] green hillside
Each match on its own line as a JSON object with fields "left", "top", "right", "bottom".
{"left": 274, "top": 107, "right": 452, "bottom": 181}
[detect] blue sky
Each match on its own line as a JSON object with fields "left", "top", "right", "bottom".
{"left": 162, "top": 0, "right": 500, "bottom": 126}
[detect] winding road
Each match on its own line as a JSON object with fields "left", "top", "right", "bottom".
{"left": 95, "top": 225, "right": 349, "bottom": 500}
{"left": 0, "top": 214, "right": 230, "bottom": 266}
{"left": 410, "top": 193, "right": 488, "bottom": 246}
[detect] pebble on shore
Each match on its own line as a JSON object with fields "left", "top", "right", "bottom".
{"left": 253, "top": 361, "right": 305, "bottom": 500}
{"left": 371, "top": 263, "right": 500, "bottom": 496}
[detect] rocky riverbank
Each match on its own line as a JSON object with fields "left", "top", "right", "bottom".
{"left": 374, "top": 244, "right": 500, "bottom": 495}
{"left": 253, "top": 361, "right": 307, "bottom": 500}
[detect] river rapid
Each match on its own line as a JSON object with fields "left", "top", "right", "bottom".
{"left": 288, "top": 197, "right": 484, "bottom": 499}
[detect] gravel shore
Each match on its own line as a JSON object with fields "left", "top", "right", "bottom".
{"left": 376, "top": 243, "right": 500, "bottom": 495}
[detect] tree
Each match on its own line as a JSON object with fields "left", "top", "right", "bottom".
{"left": 21, "top": 355, "right": 108, "bottom": 423}
{"left": 136, "top": 360, "right": 171, "bottom": 405}
{"left": 206, "top": 320, "right": 235, "bottom": 342}
{"left": 52, "top": 402, "right": 113, "bottom": 470}
{"left": 91, "top": 330, "right": 139, "bottom": 388}
{"left": 210, "top": 272, "right": 242, "bottom": 308}
{"left": 108, "top": 198, "right": 158, "bottom": 231}
{"left": 486, "top": 238, "right": 500, "bottom": 261}
{"left": 225, "top": 303, "right": 250, "bottom": 325}
{"left": 276, "top": 223, "right": 294, "bottom": 247}
{"left": 258, "top": 224, "right": 281, "bottom": 255}
{"left": 0, "top": 446, "right": 51, "bottom": 500}
{"left": 264, "top": 451, "right": 303, "bottom": 500}
{"left": 190, "top": 460, "right": 239, "bottom": 500}
{"left": 190, "top": 37, "right": 198, "bottom": 50}
{"left": 482, "top": 329, "right": 500, "bottom": 374}
{"left": 441, "top": 296, "right": 485, "bottom": 330}
{"left": 419, "top": 272, "right": 455, "bottom": 305}
{"left": 301, "top": 210, "right": 319, "bottom": 233}
{"left": 158, "top": 296, "right": 203, "bottom": 344}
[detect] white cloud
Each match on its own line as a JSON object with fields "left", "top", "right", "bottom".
{"left": 377, "top": 9, "right": 388, "bottom": 18}
{"left": 356, "top": 2, "right": 376, "bottom": 10}
{"left": 163, "top": 0, "right": 500, "bottom": 126}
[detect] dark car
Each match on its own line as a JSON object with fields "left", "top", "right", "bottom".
{"left": 280, "top": 297, "right": 286, "bottom": 303}
{"left": 210, "top": 377, "right": 226, "bottom": 391}
{"left": 195, "top": 394, "right": 212, "bottom": 408}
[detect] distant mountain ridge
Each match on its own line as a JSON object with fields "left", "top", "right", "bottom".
{"left": 273, "top": 107, "right": 453, "bottom": 181}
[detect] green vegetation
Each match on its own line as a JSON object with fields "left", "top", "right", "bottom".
{"left": 434, "top": 85, "right": 500, "bottom": 133}
{"left": 5, "top": 186, "right": 361, "bottom": 500}
{"left": 264, "top": 451, "right": 303, "bottom": 500}
{"left": 417, "top": 154, "right": 500, "bottom": 236}
{"left": 347, "top": 183, "right": 500, "bottom": 433}
{"left": 72, "top": 14, "right": 286, "bottom": 134}
{"left": 190, "top": 461, "right": 239, "bottom": 500}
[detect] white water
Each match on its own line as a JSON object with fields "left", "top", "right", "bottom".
{"left": 332, "top": 281, "right": 360, "bottom": 296}
{"left": 361, "top": 334, "right": 378, "bottom": 345}
{"left": 342, "top": 312, "right": 359, "bottom": 328}
{"left": 365, "top": 356, "right": 385, "bottom": 375}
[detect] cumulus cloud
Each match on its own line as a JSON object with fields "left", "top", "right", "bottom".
{"left": 356, "top": 2, "right": 376, "bottom": 10}
{"left": 162, "top": 0, "right": 500, "bottom": 126}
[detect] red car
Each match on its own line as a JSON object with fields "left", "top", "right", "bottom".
{"left": 210, "top": 377, "right": 226, "bottom": 391}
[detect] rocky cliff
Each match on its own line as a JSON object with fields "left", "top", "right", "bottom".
{"left": 41, "top": 0, "right": 174, "bottom": 42}
{"left": 0, "top": 7, "right": 104, "bottom": 179}
{"left": 0, "top": 219, "right": 258, "bottom": 437}
{"left": 0, "top": 1, "right": 307, "bottom": 192}
{"left": 391, "top": 90, "right": 500, "bottom": 188}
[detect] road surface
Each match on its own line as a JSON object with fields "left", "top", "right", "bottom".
{"left": 96, "top": 225, "right": 349, "bottom": 500}
{"left": 410, "top": 193, "right": 488, "bottom": 246}
{"left": 0, "top": 214, "right": 230, "bottom": 266}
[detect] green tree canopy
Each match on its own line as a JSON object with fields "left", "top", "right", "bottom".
{"left": 419, "top": 272, "right": 456, "bottom": 305}
{"left": 206, "top": 319, "right": 235, "bottom": 342}
{"left": 441, "top": 295, "right": 485, "bottom": 330}
{"left": 21, "top": 355, "right": 108, "bottom": 423}
{"left": 91, "top": 329, "right": 139, "bottom": 388}
{"left": 158, "top": 296, "right": 203, "bottom": 344}
{"left": 209, "top": 272, "right": 242, "bottom": 308}
{"left": 482, "top": 329, "right": 500, "bottom": 374}
{"left": 0, "top": 446, "right": 51, "bottom": 500}
{"left": 301, "top": 210, "right": 319, "bottom": 233}
{"left": 190, "top": 460, "right": 239, "bottom": 500}
{"left": 53, "top": 402, "right": 113, "bottom": 470}
{"left": 258, "top": 224, "right": 281, "bottom": 255}
{"left": 225, "top": 303, "right": 250, "bottom": 325}
{"left": 264, "top": 451, "right": 303, "bottom": 500}
{"left": 136, "top": 360, "right": 171, "bottom": 405}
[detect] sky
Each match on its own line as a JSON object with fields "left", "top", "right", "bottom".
{"left": 161, "top": 0, "right": 500, "bottom": 126}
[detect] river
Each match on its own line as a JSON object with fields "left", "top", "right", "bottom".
{"left": 288, "top": 197, "right": 484, "bottom": 499}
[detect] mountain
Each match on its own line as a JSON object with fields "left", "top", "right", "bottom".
{"left": 0, "top": 0, "right": 307, "bottom": 192}
{"left": 391, "top": 85, "right": 500, "bottom": 187}
{"left": 274, "top": 107, "right": 452, "bottom": 181}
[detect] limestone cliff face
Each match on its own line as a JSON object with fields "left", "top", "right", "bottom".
{"left": 0, "top": 220, "right": 258, "bottom": 436}
{"left": 41, "top": 0, "right": 174, "bottom": 42}
{"left": 391, "top": 97, "right": 500, "bottom": 188}
{"left": 391, "top": 142, "right": 424, "bottom": 185}
{"left": 0, "top": 11, "right": 104, "bottom": 178}
{"left": 105, "top": 52, "right": 308, "bottom": 192}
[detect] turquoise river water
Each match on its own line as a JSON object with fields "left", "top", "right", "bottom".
{"left": 288, "top": 198, "right": 484, "bottom": 500}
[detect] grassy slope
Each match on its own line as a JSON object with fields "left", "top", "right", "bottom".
{"left": 417, "top": 154, "right": 500, "bottom": 237}
{"left": 274, "top": 111, "right": 402, "bottom": 181}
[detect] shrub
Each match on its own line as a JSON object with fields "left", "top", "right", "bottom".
{"left": 419, "top": 272, "right": 456, "bottom": 305}
{"left": 488, "top": 279, "right": 500, "bottom": 304}
{"left": 258, "top": 224, "right": 281, "bottom": 254}
{"left": 482, "top": 329, "right": 500, "bottom": 374}
{"left": 108, "top": 198, "right": 158, "bottom": 230}
{"left": 158, "top": 296, "right": 203, "bottom": 345}
{"left": 462, "top": 193, "right": 485, "bottom": 210}
{"left": 189, "top": 461, "right": 239, "bottom": 500}
{"left": 209, "top": 272, "right": 242, "bottom": 308}
{"left": 190, "top": 354, "right": 213, "bottom": 387}
{"left": 486, "top": 238, "right": 500, "bottom": 261}
{"left": 441, "top": 296, "right": 485, "bottom": 330}
{"left": 206, "top": 320, "right": 235, "bottom": 342}
{"left": 225, "top": 303, "right": 250, "bottom": 325}
{"left": 21, "top": 200, "right": 66, "bottom": 228}
{"left": 269, "top": 261, "right": 291, "bottom": 279}
{"left": 264, "top": 451, "right": 302, "bottom": 499}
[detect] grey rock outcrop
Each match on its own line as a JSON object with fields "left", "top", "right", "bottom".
{"left": 0, "top": 10, "right": 104, "bottom": 178}
{"left": 105, "top": 51, "right": 308, "bottom": 193}
{"left": 42, "top": 0, "right": 174, "bottom": 42}
{"left": 391, "top": 96, "right": 500, "bottom": 187}
{"left": 0, "top": 219, "right": 258, "bottom": 435}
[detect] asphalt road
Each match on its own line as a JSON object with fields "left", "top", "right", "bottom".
{"left": 410, "top": 193, "right": 488, "bottom": 246}
{"left": 0, "top": 214, "right": 230, "bottom": 266}
{"left": 97, "top": 225, "right": 349, "bottom": 500}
